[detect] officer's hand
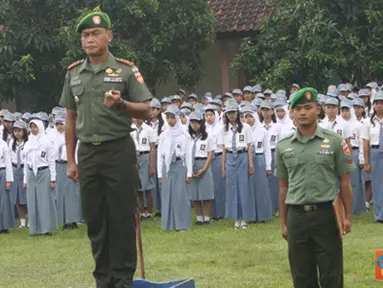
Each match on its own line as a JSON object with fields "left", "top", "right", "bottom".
{"left": 364, "top": 163, "right": 371, "bottom": 173}
{"left": 67, "top": 162, "right": 79, "bottom": 182}
{"left": 222, "top": 169, "right": 226, "bottom": 178}
{"left": 185, "top": 177, "right": 192, "bottom": 184}
{"left": 342, "top": 218, "right": 351, "bottom": 236}
{"left": 281, "top": 224, "right": 288, "bottom": 241}
{"left": 104, "top": 90, "right": 122, "bottom": 110}
{"left": 359, "top": 164, "right": 365, "bottom": 170}
{"left": 50, "top": 182, "right": 56, "bottom": 189}
{"left": 266, "top": 170, "right": 272, "bottom": 176}
{"left": 248, "top": 165, "right": 254, "bottom": 175}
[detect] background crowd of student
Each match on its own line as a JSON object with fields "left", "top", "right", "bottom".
{"left": 0, "top": 81, "right": 382, "bottom": 235}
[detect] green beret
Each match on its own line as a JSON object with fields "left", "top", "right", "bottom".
{"left": 76, "top": 11, "right": 111, "bottom": 33}
{"left": 290, "top": 87, "right": 318, "bottom": 109}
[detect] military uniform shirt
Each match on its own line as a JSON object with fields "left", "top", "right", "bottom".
{"left": 361, "top": 116, "right": 383, "bottom": 145}
{"left": 274, "top": 125, "right": 355, "bottom": 205}
{"left": 59, "top": 53, "right": 152, "bottom": 143}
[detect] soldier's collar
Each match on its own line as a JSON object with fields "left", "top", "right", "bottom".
{"left": 292, "top": 124, "right": 324, "bottom": 143}
{"left": 79, "top": 53, "right": 120, "bottom": 73}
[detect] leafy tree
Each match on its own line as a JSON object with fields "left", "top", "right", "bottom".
{"left": 0, "top": 0, "right": 215, "bottom": 112}
{"left": 233, "top": 0, "right": 383, "bottom": 91}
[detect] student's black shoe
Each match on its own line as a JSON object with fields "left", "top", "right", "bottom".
{"left": 195, "top": 221, "right": 204, "bottom": 225}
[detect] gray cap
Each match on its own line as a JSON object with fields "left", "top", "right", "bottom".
{"left": 188, "top": 93, "right": 198, "bottom": 101}
{"left": 291, "top": 83, "right": 300, "bottom": 89}
{"left": 164, "top": 104, "right": 180, "bottom": 115}
{"left": 263, "top": 89, "right": 273, "bottom": 95}
{"left": 204, "top": 104, "right": 218, "bottom": 112}
{"left": 338, "top": 84, "right": 347, "bottom": 92}
{"left": 260, "top": 100, "right": 274, "bottom": 109}
{"left": 243, "top": 86, "right": 253, "bottom": 93}
{"left": 161, "top": 97, "right": 171, "bottom": 104}
{"left": 274, "top": 99, "right": 287, "bottom": 108}
{"left": 0, "top": 109, "right": 9, "bottom": 117}
{"left": 4, "top": 113, "right": 16, "bottom": 122}
{"left": 224, "top": 99, "right": 239, "bottom": 113}
{"left": 373, "top": 91, "right": 383, "bottom": 103}
{"left": 252, "top": 98, "right": 263, "bottom": 107}
{"left": 189, "top": 111, "right": 203, "bottom": 121}
{"left": 325, "top": 97, "right": 339, "bottom": 106}
{"left": 326, "top": 85, "right": 338, "bottom": 97}
{"left": 232, "top": 89, "right": 243, "bottom": 96}
{"left": 340, "top": 99, "right": 352, "bottom": 109}
{"left": 277, "top": 89, "right": 287, "bottom": 96}
{"left": 151, "top": 98, "right": 161, "bottom": 109}
{"left": 346, "top": 92, "right": 358, "bottom": 100}
{"left": 180, "top": 108, "right": 191, "bottom": 116}
{"left": 358, "top": 89, "right": 369, "bottom": 97}
{"left": 181, "top": 102, "right": 193, "bottom": 111}
{"left": 171, "top": 95, "right": 181, "bottom": 102}
{"left": 256, "top": 93, "right": 265, "bottom": 99}
{"left": 37, "top": 112, "right": 49, "bottom": 121}
{"left": 210, "top": 99, "right": 223, "bottom": 106}
{"left": 22, "top": 112, "right": 32, "bottom": 120}
{"left": 253, "top": 84, "right": 262, "bottom": 93}
{"left": 54, "top": 111, "right": 66, "bottom": 123}
{"left": 353, "top": 98, "right": 365, "bottom": 107}
{"left": 13, "top": 120, "right": 27, "bottom": 130}
{"left": 215, "top": 94, "right": 222, "bottom": 100}
{"left": 223, "top": 92, "right": 233, "bottom": 99}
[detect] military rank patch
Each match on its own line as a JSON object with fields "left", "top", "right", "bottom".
{"left": 341, "top": 141, "right": 353, "bottom": 164}
{"left": 239, "top": 135, "right": 244, "bottom": 142}
{"left": 135, "top": 72, "right": 144, "bottom": 84}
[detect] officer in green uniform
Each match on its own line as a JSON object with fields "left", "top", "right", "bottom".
{"left": 59, "top": 9, "right": 152, "bottom": 288}
{"left": 275, "top": 88, "right": 354, "bottom": 288}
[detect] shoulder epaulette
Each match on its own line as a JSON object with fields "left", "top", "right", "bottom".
{"left": 116, "top": 58, "right": 135, "bottom": 67}
{"left": 67, "top": 60, "right": 83, "bottom": 70}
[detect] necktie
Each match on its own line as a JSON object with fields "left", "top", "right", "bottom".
{"left": 136, "top": 127, "right": 143, "bottom": 145}
{"left": 232, "top": 127, "right": 237, "bottom": 154}
{"left": 379, "top": 122, "right": 383, "bottom": 153}
{"left": 58, "top": 145, "right": 63, "bottom": 161}
{"left": 16, "top": 145, "right": 21, "bottom": 168}
{"left": 172, "top": 150, "right": 177, "bottom": 162}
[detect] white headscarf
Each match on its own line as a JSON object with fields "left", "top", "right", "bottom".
{"left": 23, "top": 119, "right": 46, "bottom": 176}
{"left": 276, "top": 105, "right": 292, "bottom": 125}
{"left": 160, "top": 114, "right": 187, "bottom": 176}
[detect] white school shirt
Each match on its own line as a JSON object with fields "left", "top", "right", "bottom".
{"left": 318, "top": 116, "right": 352, "bottom": 139}
{"left": 219, "top": 123, "right": 253, "bottom": 151}
{"left": 9, "top": 140, "right": 26, "bottom": 166}
{"left": 131, "top": 123, "right": 156, "bottom": 152}
{"left": 157, "top": 132, "right": 193, "bottom": 178}
{"left": 250, "top": 124, "right": 272, "bottom": 170}
{"left": 23, "top": 138, "right": 56, "bottom": 183}
{"left": 345, "top": 119, "right": 365, "bottom": 164}
{"left": 53, "top": 131, "right": 67, "bottom": 161}
{"left": 280, "top": 123, "right": 297, "bottom": 140}
{"left": 0, "top": 140, "right": 14, "bottom": 182}
{"left": 262, "top": 121, "right": 282, "bottom": 150}
{"left": 150, "top": 120, "right": 165, "bottom": 145}
{"left": 206, "top": 122, "right": 223, "bottom": 153}
{"left": 361, "top": 116, "right": 383, "bottom": 146}
{"left": 191, "top": 134, "right": 215, "bottom": 158}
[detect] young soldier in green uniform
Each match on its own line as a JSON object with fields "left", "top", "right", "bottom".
{"left": 59, "top": 9, "right": 152, "bottom": 288}
{"left": 275, "top": 88, "right": 354, "bottom": 288}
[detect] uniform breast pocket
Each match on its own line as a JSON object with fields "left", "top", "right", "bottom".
{"left": 70, "top": 86, "right": 84, "bottom": 107}
{"left": 315, "top": 155, "right": 333, "bottom": 165}
{"left": 102, "top": 83, "right": 125, "bottom": 96}
{"left": 285, "top": 158, "right": 298, "bottom": 168}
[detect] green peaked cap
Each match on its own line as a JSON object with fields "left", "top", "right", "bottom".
{"left": 290, "top": 87, "right": 318, "bottom": 109}
{"left": 76, "top": 7, "right": 112, "bottom": 33}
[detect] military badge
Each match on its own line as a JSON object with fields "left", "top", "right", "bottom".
{"left": 320, "top": 144, "right": 330, "bottom": 149}
{"left": 323, "top": 138, "right": 330, "bottom": 143}
{"left": 105, "top": 68, "right": 113, "bottom": 74}
{"left": 135, "top": 72, "right": 144, "bottom": 84}
{"left": 93, "top": 16, "right": 101, "bottom": 24}
{"left": 74, "top": 96, "right": 79, "bottom": 103}
{"left": 305, "top": 91, "right": 312, "bottom": 100}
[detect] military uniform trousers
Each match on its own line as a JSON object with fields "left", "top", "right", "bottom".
{"left": 287, "top": 201, "right": 343, "bottom": 288}
{"left": 78, "top": 136, "right": 138, "bottom": 288}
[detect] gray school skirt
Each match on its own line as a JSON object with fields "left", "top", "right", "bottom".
{"left": 10, "top": 165, "right": 27, "bottom": 205}
{"left": 138, "top": 153, "right": 155, "bottom": 191}
{"left": 189, "top": 159, "right": 214, "bottom": 201}
{"left": 26, "top": 167, "right": 58, "bottom": 235}
{"left": 0, "top": 169, "right": 15, "bottom": 230}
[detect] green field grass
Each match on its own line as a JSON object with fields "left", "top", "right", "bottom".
{"left": 0, "top": 211, "right": 382, "bottom": 288}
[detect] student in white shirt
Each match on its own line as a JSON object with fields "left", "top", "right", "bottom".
{"left": 220, "top": 101, "right": 255, "bottom": 229}
{"left": 2, "top": 113, "right": 16, "bottom": 146}
{"left": 53, "top": 111, "right": 82, "bottom": 229}
{"left": 340, "top": 100, "right": 366, "bottom": 214}
{"left": 280, "top": 109, "right": 297, "bottom": 139}
{"left": 353, "top": 98, "right": 372, "bottom": 209}
{"left": 188, "top": 111, "right": 215, "bottom": 225}
{"left": 133, "top": 118, "right": 156, "bottom": 220}
{"left": 180, "top": 108, "right": 190, "bottom": 131}
{"left": 260, "top": 100, "right": 282, "bottom": 216}
{"left": 147, "top": 98, "right": 165, "bottom": 217}
{"left": 361, "top": 93, "right": 383, "bottom": 223}
{"left": 205, "top": 105, "right": 226, "bottom": 220}
{"left": 9, "top": 120, "right": 28, "bottom": 228}
{"left": 0, "top": 133, "right": 14, "bottom": 234}
{"left": 23, "top": 119, "right": 58, "bottom": 236}
{"left": 244, "top": 109, "right": 273, "bottom": 223}
{"left": 157, "top": 105, "right": 192, "bottom": 231}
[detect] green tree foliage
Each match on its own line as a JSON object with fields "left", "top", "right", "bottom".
{"left": 233, "top": 0, "right": 383, "bottom": 91}
{"left": 0, "top": 0, "right": 216, "bottom": 111}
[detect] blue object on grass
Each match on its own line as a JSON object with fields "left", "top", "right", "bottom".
{"left": 133, "top": 279, "right": 195, "bottom": 288}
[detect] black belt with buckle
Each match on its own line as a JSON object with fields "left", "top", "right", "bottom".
{"left": 12, "top": 163, "right": 24, "bottom": 168}
{"left": 139, "top": 151, "right": 150, "bottom": 155}
{"left": 0, "top": 167, "right": 5, "bottom": 171}
{"left": 195, "top": 157, "right": 207, "bottom": 160}
{"left": 215, "top": 152, "right": 223, "bottom": 157}
{"left": 56, "top": 160, "right": 68, "bottom": 164}
{"left": 352, "top": 147, "right": 359, "bottom": 150}
{"left": 227, "top": 149, "right": 247, "bottom": 154}
{"left": 271, "top": 148, "right": 276, "bottom": 152}
{"left": 372, "top": 145, "right": 380, "bottom": 149}
{"left": 290, "top": 201, "right": 332, "bottom": 212}
{"left": 255, "top": 153, "right": 264, "bottom": 155}
{"left": 28, "top": 166, "right": 49, "bottom": 171}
